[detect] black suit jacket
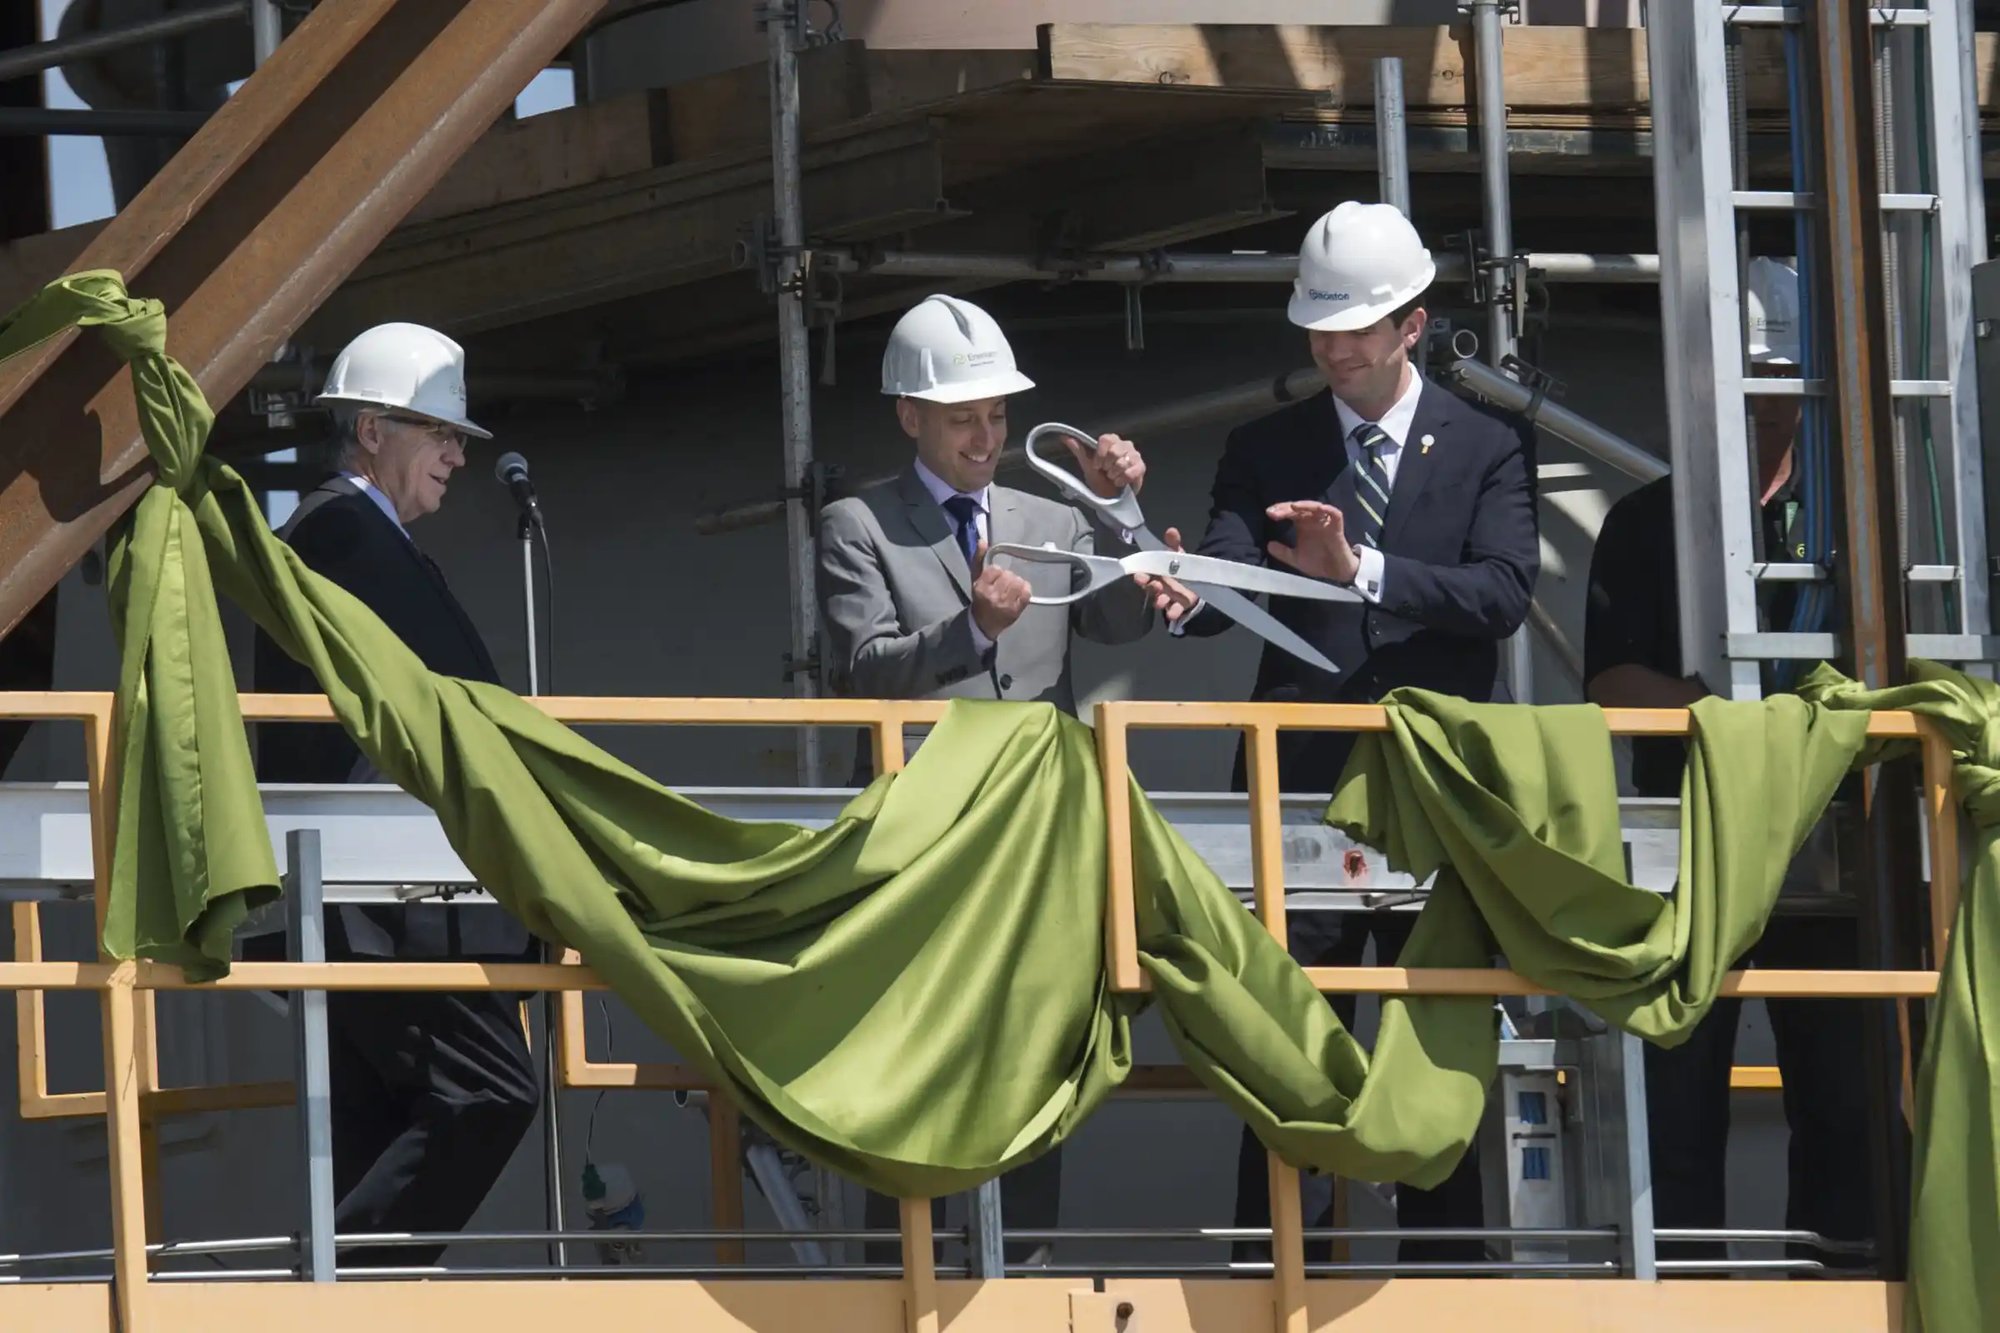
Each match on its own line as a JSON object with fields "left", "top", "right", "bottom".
{"left": 253, "top": 477, "right": 533, "bottom": 961}
{"left": 1183, "top": 381, "right": 1539, "bottom": 791}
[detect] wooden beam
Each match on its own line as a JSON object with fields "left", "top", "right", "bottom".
{"left": 1038, "top": 22, "right": 2000, "bottom": 117}
{"left": 0, "top": 0, "right": 615, "bottom": 642}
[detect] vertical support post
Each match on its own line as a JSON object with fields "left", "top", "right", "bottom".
{"left": 966, "top": 1178, "right": 1005, "bottom": 1279}
{"left": 1374, "top": 57, "right": 1410, "bottom": 217}
{"left": 250, "top": 0, "right": 283, "bottom": 65}
{"left": 1617, "top": 1032, "right": 1657, "bottom": 1281}
{"left": 1267, "top": 1155, "right": 1308, "bottom": 1333}
{"left": 1649, "top": 2, "right": 1761, "bottom": 700}
{"left": 1923, "top": 0, "right": 1993, "bottom": 656}
{"left": 284, "top": 830, "right": 337, "bottom": 1283}
{"left": 517, "top": 553, "right": 567, "bottom": 1271}
{"left": 1806, "top": 0, "right": 1922, "bottom": 1279}
{"left": 900, "top": 1197, "right": 940, "bottom": 1333}
{"left": 1467, "top": 0, "right": 1533, "bottom": 705}
{"left": 101, "top": 963, "right": 150, "bottom": 1332}
{"left": 709, "top": 1090, "right": 748, "bottom": 1264}
{"left": 765, "top": 0, "right": 825, "bottom": 785}
{"left": 1243, "top": 724, "right": 1287, "bottom": 950}
{"left": 1094, "top": 704, "right": 1142, "bottom": 993}
{"left": 1920, "top": 726, "right": 1963, "bottom": 965}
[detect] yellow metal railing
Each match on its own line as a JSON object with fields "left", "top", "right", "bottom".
{"left": 0, "top": 691, "right": 1957, "bottom": 1333}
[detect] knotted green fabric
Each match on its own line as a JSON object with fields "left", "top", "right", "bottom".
{"left": 0, "top": 273, "right": 1924, "bottom": 1223}
{"left": 1800, "top": 661, "right": 2000, "bottom": 1333}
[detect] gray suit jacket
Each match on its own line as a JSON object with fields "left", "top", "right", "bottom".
{"left": 819, "top": 468, "right": 1153, "bottom": 767}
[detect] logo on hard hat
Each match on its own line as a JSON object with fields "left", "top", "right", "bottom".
{"left": 953, "top": 350, "right": 999, "bottom": 368}
{"left": 1307, "top": 289, "right": 1352, "bottom": 302}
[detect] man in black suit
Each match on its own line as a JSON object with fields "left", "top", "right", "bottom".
{"left": 1144, "top": 202, "right": 1540, "bottom": 1262}
{"left": 253, "top": 322, "right": 538, "bottom": 1268}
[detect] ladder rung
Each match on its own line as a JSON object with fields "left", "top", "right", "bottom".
{"left": 1751, "top": 564, "right": 1959, "bottom": 584}
{"left": 1722, "top": 6, "right": 1929, "bottom": 26}
{"left": 1728, "top": 632, "right": 1993, "bottom": 661}
{"left": 1741, "top": 379, "right": 1953, "bottom": 398}
{"left": 1731, "top": 191, "right": 1937, "bottom": 213}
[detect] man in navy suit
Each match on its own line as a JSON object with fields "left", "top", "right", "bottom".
{"left": 254, "top": 323, "right": 539, "bottom": 1267}
{"left": 1145, "top": 202, "right": 1540, "bottom": 1262}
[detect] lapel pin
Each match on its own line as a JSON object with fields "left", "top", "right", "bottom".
{"left": 1420, "top": 434, "right": 1435, "bottom": 455}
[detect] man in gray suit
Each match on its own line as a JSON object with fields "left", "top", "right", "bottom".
{"left": 817, "top": 292, "right": 1154, "bottom": 1263}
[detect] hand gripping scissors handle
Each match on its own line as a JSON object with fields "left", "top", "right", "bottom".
{"left": 1013, "top": 423, "right": 1350, "bottom": 676}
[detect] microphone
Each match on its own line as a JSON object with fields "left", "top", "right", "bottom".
{"left": 494, "top": 451, "right": 542, "bottom": 524}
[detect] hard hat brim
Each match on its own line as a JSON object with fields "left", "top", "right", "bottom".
{"left": 1748, "top": 349, "right": 1798, "bottom": 368}
{"left": 315, "top": 392, "right": 494, "bottom": 441}
{"left": 893, "top": 369, "right": 1036, "bottom": 405}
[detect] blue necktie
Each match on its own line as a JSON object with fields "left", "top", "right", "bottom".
{"left": 1351, "top": 423, "right": 1393, "bottom": 548}
{"left": 941, "top": 494, "right": 983, "bottom": 570}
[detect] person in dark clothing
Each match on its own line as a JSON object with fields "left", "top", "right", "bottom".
{"left": 1584, "top": 259, "right": 1873, "bottom": 1266}
{"left": 1144, "top": 203, "right": 1541, "bottom": 1264}
{"left": 252, "top": 323, "right": 538, "bottom": 1268}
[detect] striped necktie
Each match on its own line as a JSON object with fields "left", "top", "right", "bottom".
{"left": 1351, "top": 423, "right": 1393, "bottom": 548}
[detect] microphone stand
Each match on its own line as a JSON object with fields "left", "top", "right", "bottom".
{"left": 516, "top": 503, "right": 566, "bottom": 1268}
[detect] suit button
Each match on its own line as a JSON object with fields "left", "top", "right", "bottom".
{"left": 999, "top": 674, "right": 1013, "bottom": 690}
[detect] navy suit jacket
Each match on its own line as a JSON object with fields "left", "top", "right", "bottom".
{"left": 252, "top": 477, "right": 533, "bottom": 961}
{"left": 1183, "top": 380, "right": 1539, "bottom": 791}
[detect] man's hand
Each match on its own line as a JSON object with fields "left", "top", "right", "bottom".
{"left": 1266, "top": 501, "right": 1362, "bottom": 584}
{"left": 1066, "top": 433, "right": 1146, "bottom": 498}
{"left": 1132, "top": 526, "right": 1202, "bottom": 625}
{"left": 970, "top": 540, "right": 1033, "bottom": 640}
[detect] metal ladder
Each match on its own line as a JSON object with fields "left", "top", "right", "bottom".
{"left": 1650, "top": 0, "right": 1991, "bottom": 699}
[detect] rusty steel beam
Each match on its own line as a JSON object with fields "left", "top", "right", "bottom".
{"left": 1806, "top": 0, "right": 1920, "bottom": 1282}
{"left": 0, "top": 0, "right": 608, "bottom": 641}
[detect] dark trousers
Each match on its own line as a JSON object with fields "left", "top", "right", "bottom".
{"left": 863, "top": 1149, "right": 1063, "bottom": 1267}
{"left": 1645, "top": 914, "right": 1875, "bottom": 1267}
{"left": 327, "top": 982, "right": 540, "bottom": 1268}
{"left": 1232, "top": 909, "right": 1486, "bottom": 1265}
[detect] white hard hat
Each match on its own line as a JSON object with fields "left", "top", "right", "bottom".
{"left": 1747, "top": 257, "right": 1801, "bottom": 366}
{"left": 314, "top": 322, "right": 492, "bottom": 440}
{"left": 881, "top": 294, "right": 1035, "bottom": 403}
{"left": 1288, "top": 201, "right": 1437, "bottom": 333}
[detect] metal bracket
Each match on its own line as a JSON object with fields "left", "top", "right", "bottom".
{"left": 249, "top": 340, "right": 315, "bottom": 430}
{"left": 781, "top": 642, "right": 822, "bottom": 683}
{"left": 1498, "top": 353, "right": 1565, "bottom": 422}
{"left": 742, "top": 215, "right": 817, "bottom": 300}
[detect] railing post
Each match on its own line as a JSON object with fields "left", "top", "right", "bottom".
{"left": 1094, "top": 704, "right": 1142, "bottom": 993}
{"left": 900, "top": 1197, "right": 939, "bottom": 1333}
{"left": 709, "top": 1090, "right": 747, "bottom": 1265}
{"left": 101, "top": 962, "right": 149, "bottom": 1332}
{"left": 284, "top": 829, "right": 337, "bottom": 1282}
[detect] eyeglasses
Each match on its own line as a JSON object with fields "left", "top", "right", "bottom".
{"left": 379, "top": 414, "right": 465, "bottom": 449}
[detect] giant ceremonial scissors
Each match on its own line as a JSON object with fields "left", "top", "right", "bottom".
{"left": 984, "top": 422, "right": 1359, "bottom": 675}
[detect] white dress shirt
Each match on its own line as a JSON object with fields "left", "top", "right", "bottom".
{"left": 913, "top": 458, "right": 998, "bottom": 654}
{"left": 340, "top": 471, "right": 412, "bottom": 542}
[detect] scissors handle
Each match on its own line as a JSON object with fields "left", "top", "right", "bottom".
{"left": 1023, "top": 422, "right": 1150, "bottom": 533}
{"left": 982, "top": 541, "right": 1121, "bottom": 605}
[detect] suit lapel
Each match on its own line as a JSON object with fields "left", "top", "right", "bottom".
{"left": 1380, "top": 381, "right": 1455, "bottom": 551}
{"left": 899, "top": 468, "right": 973, "bottom": 602}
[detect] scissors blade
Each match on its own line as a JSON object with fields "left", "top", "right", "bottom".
{"left": 1120, "top": 549, "right": 1363, "bottom": 604}
{"left": 1189, "top": 582, "right": 1342, "bottom": 676}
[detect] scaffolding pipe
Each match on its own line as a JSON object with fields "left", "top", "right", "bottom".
{"left": 697, "top": 368, "right": 1327, "bottom": 536}
{"left": 0, "top": 106, "right": 207, "bottom": 136}
{"left": 250, "top": 0, "right": 282, "bottom": 66}
{"left": 765, "top": 0, "right": 823, "bottom": 784}
{"left": 1443, "top": 356, "right": 1666, "bottom": 484}
{"left": 848, "top": 249, "right": 1659, "bottom": 286}
{"left": 1468, "top": 0, "right": 1532, "bottom": 704}
{"left": 0, "top": 1, "right": 245, "bottom": 84}
{"left": 1375, "top": 56, "right": 1411, "bottom": 215}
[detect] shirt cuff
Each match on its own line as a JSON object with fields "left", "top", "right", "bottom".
{"left": 1352, "top": 545, "right": 1386, "bottom": 604}
{"left": 968, "top": 614, "right": 995, "bottom": 656}
{"left": 1167, "top": 598, "right": 1207, "bottom": 637}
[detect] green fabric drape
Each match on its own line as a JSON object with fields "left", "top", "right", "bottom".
{"left": 0, "top": 273, "right": 1922, "bottom": 1224}
{"left": 1799, "top": 661, "right": 2000, "bottom": 1333}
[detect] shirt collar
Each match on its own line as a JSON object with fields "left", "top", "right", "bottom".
{"left": 1332, "top": 367, "right": 1426, "bottom": 449}
{"left": 912, "top": 458, "right": 991, "bottom": 513}
{"left": 340, "top": 471, "right": 411, "bottom": 540}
